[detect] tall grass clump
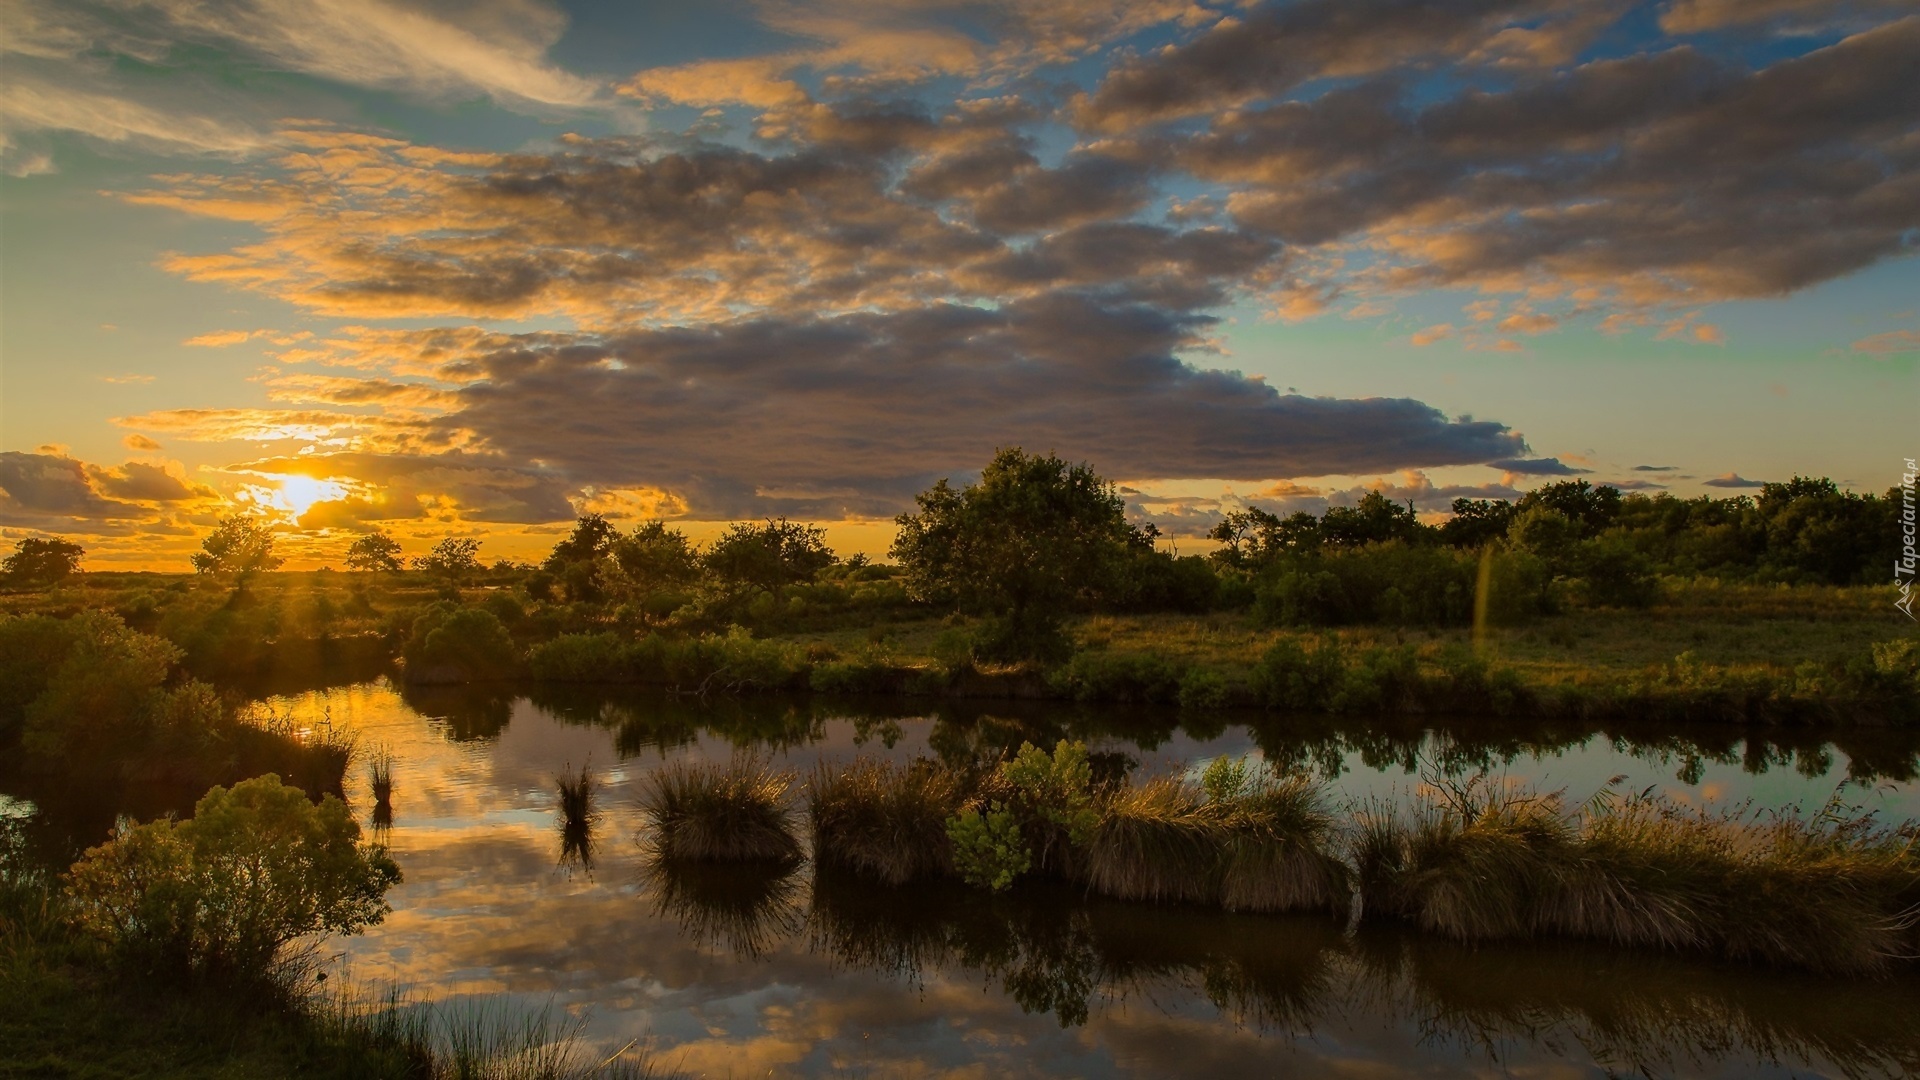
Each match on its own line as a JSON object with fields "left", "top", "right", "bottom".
{"left": 639, "top": 757, "right": 801, "bottom": 863}
{"left": 1207, "top": 758, "right": 1350, "bottom": 914}
{"left": 368, "top": 746, "right": 395, "bottom": 808}
{"left": 1086, "top": 777, "right": 1218, "bottom": 904}
{"left": 1356, "top": 775, "right": 1920, "bottom": 974}
{"left": 807, "top": 758, "right": 966, "bottom": 884}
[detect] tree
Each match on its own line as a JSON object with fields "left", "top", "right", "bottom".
{"left": 1516, "top": 480, "right": 1621, "bottom": 534}
{"left": 544, "top": 514, "right": 620, "bottom": 571}
{"left": 892, "top": 448, "right": 1140, "bottom": 659}
{"left": 1320, "top": 491, "right": 1427, "bottom": 547}
{"left": 1, "top": 537, "right": 85, "bottom": 585}
{"left": 67, "top": 774, "right": 400, "bottom": 979}
{"left": 705, "top": 518, "right": 837, "bottom": 595}
{"left": 413, "top": 537, "right": 481, "bottom": 579}
{"left": 190, "top": 515, "right": 283, "bottom": 576}
{"left": 1207, "top": 508, "right": 1320, "bottom": 568}
{"left": 344, "top": 530, "right": 403, "bottom": 572}
{"left": 610, "top": 520, "right": 701, "bottom": 590}
{"left": 1440, "top": 499, "right": 1516, "bottom": 549}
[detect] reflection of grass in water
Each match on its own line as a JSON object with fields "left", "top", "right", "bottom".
{"left": 639, "top": 757, "right": 801, "bottom": 863}
{"left": 556, "top": 761, "right": 599, "bottom": 874}
{"left": 643, "top": 857, "right": 804, "bottom": 959}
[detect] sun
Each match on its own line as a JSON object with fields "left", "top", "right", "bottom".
{"left": 272, "top": 475, "right": 351, "bottom": 518}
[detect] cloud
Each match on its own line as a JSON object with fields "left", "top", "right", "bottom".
{"left": 98, "top": 373, "right": 156, "bottom": 384}
{"left": 1659, "top": 0, "right": 1912, "bottom": 34}
{"left": 234, "top": 452, "right": 577, "bottom": 525}
{"left": 237, "top": 300, "right": 1528, "bottom": 521}
{"left": 1703, "top": 472, "right": 1768, "bottom": 488}
{"left": 1852, "top": 329, "right": 1920, "bottom": 355}
{"left": 0, "top": 450, "right": 219, "bottom": 533}
{"left": 1632, "top": 464, "right": 1677, "bottom": 471}
{"left": 1411, "top": 323, "right": 1455, "bottom": 346}
{"left": 86, "top": 461, "right": 218, "bottom": 503}
{"left": 123, "top": 434, "right": 164, "bottom": 452}
{"left": 1488, "top": 456, "right": 1592, "bottom": 475}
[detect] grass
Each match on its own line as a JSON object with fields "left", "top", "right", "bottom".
{"left": 806, "top": 758, "right": 966, "bottom": 884}
{"left": 637, "top": 757, "right": 802, "bottom": 863}
{"left": 367, "top": 746, "right": 394, "bottom": 809}
{"left": 642, "top": 857, "right": 804, "bottom": 959}
{"left": 1357, "top": 776, "right": 1920, "bottom": 974}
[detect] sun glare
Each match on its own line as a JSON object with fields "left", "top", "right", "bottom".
{"left": 269, "top": 475, "right": 350, "bottom": 518}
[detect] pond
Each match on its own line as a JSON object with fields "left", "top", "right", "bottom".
{"left": 13, "top": 680, "right": 1920, "bottom": 1078}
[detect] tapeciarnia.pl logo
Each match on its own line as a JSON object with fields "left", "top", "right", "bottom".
{"left": 1898, "top": 457, "right": 1916, "bottom": 621}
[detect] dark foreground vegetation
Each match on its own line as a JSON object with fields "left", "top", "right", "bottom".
{"left": 0, "top": 781, "right": 667, "bottom": 1078}
{"left": 637, "top": 745, "right": 1920, "bottom": 976}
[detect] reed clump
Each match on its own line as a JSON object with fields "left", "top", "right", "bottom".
{"left": 1357, "top": 778, "right": 1920, "bottom": 975}
{"left": 639, "top": 757, "right": 802, "bottom": 863}
{"left": 368, "top": 746, "right": 395, "bottom": 808}
{"left": 807, "top": 757, "right": 966, "bottom": 884}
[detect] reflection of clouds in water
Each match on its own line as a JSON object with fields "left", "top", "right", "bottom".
{"left": 263, "top": 683, "right": 1920, "bottom": 1077}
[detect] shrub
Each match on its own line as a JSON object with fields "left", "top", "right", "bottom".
{"left": 945, "top": 804, "right": 1030, "bottom": 891}
{"left": 403, "top": 606, "right": 517, "bottom": 683}
{"left": 1052, "top": 650, "right": 1184, "bottom": 704}
{"left": 1002, "top": 740, "right": 1100, "bottom": 872}
{"left": 1177, "top": 667, "right": 1233, "bottom": 710}
{"left": 66, "top": 774, "right": 400, "bottom": 980}
{"left": 21, "top": 613, "right": 182, "bottom": 760}
{"left": 526, "top": 632, "right": 631, "bottom": 682}
{"left": 1248, "top": 635, "right": 1346, "bottom": 711}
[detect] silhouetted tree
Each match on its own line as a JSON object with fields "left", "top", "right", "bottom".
{"left": 344, "top": 530, "right": 403, "bottom": 572}
{"left": 191, "top": 516, "right": 283, "bottom": 577}
{"left": 2, "top": 537, "right": 85, "bottom": 585}
{"left": 705, "top": 518, "right": 836, "bottom": 595}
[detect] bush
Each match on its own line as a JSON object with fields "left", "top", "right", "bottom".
{"left": 403, "top": 606, "right": 517, "bottom": 683}
{"left": 526, "top": 632, "right": 631, "bottom": 683}
{"left": 66, "top": 775, "right": 400, "bottom": 980}
{"left": 1052, "top": 650, "right": 1184, "bottom": 704}
{"left": 945, "top": 804, "right": 1030, "bottom": 891}
{"left": 1249, "top": 635, "right": 1347, "bottom": 711}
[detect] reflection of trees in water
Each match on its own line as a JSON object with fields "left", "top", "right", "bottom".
{"left": 429, "top": 683, "right": 1920, "bottom": 788}
{"left": 397, "top": 683, "right": 515, "bottom": 741}
{"left": 647, "top": 859, "right": 1920, "bottom": 1075}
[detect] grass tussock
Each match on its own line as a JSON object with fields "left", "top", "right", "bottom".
{"left": 1357, "top": 776, "right": 1920, "bottom": 975}
{"left": 1086, "top": 778, "right": 1219, "bottom": 904}
{"left": 807, "top": 757, "right": 966, "bottom": 884}
{"left": 1216, "top": 772, "right": 1351, "bottom": 915}
{"left": 367, "top": 746, "right": 395, "bottom": 808}
{"left": 639, "top": 757, "right": 802, "bottom": 863}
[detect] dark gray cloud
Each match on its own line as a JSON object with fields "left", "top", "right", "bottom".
{"left": 0, "top": 451, "right": 132, "bottom": 519}
{"left": 1490, "top": 457, "right": 1592, "bottom": 476}
{"left": 307, "top": 296, "right": 1530, "bottom": 521}
{"left": 1173, "top": 21, "right": 1920, "bottom": 302}
{"left": 1632, "top": 464, "right": 1678, "bottom": 472}
{"left": 1073, "top": 0, "right": 1598, "bottom": 132}
{"left": 1702, "top": 473, "right": 1769, "bottom": 488}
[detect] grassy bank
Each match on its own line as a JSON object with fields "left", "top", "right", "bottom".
{"left": 640, "top": 745, "right": 1920, "bottom": 974}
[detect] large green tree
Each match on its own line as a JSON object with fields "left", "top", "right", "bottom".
{"left": 892, "top": 448, "right": 1142, "bottom": 659}
{"left": 705, "top": 518, "right": 836, "bottom": 594}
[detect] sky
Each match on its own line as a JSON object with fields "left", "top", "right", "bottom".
{"left": 1, "top": 0, "right": 1916, "bottom": 569}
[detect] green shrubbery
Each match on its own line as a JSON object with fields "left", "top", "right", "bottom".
{"left": 66, "top": 775, "right": 400, "bottom": 980}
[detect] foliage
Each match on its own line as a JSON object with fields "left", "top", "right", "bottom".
{"left": 191, "top": 515, "right": 284, "bottom": 577}
{"left": 1003, "top": 740, "right": 1100, "bottom": 854}
{"left": 403, "top": 605, "right": 517, "bottom": 682}
{"left": 704, "top": 518, "right": 837, "bottom": 595}
{"left": 893, "top": 448, "right": 1145, "bottom": 659}
{"left": 945, "top": 803, "right": 1031, "bottom": 891}
{"left": 544, "top": 513, "right": 620, "bottom": 571}
{"left": 66, "top": 775, "right": 400, "bottom": 979}
{"left": 2, "top": 537, "right": 85, "bottom": 585}
{"left": 413, "top": 537, "right": 482, "bottom": 580}
{"left": 608, "top": 520, "right": 702, "bottom": 592}
{"left": 343, "top": 531, "right": 404, "bottom": 573}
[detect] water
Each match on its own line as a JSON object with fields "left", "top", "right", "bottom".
{"left": 13, "top": 679, "right": 1920, "bottom": 1077}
